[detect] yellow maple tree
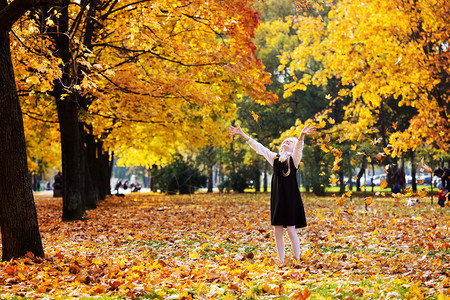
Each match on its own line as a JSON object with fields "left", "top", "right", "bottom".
{"left": 281, "top": 0, "right": 449, "bottom": 154}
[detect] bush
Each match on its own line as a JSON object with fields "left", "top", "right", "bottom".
{"left": 301, "top": 145, "right": 332, "bottom": 196}
{"left": 219, "top": 167, "right": 251, "bottom": 193}
{"left": 153, "top": 154, "right": 207, "bottom": 194}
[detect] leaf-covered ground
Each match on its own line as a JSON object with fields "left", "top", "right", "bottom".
{"left": 0, "top": 192, "right": 449, "bottom": 299}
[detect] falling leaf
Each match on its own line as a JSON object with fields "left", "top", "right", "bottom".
{"left": 251, "top": 111, "right": 261, "bottom": 128}
{"left": 321, "top": 144, "right": 331, "bottom": 153}
{"left": 251, "top": 110, "right": 259, "bottom": 123}
{"left": 365, "top": 197, "right": 373, "bottom": 205}
{"left": 351, "top": 144, "right": 357, "bottom": 151}
{"left": 376, "top": 153, "right": 386, "bottom": 162}
{"left": 318, "top": 119, "right": 326, "bottom": 128}
{"left": 380, "top": 180, "right": 388, "bottom": 190}
{"left": 329, "top": 174, "right": 339, "bottom": 185}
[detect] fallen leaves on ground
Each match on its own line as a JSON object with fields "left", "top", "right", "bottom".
{"left": 0, "top": 192, "right": 449, "bottom": 299}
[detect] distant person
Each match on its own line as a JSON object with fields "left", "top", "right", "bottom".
{"left": 398, "top": 167, "right": 406, "bottom": 193}
{"left": 53, "top": 171, "right": 63, "bottom": 197}
{"left": 437, "top": 183, "right": 447, "bottom": 207}
{"left": 131, "top": 181, "right": 141, "bottom": 193}
{"left": 114, "top": 179, "right": 122, "bottom": 195}
{"left": 228, "top": 122, "right": 316, "bottom": 264}
{"left": 434, "top": 167, "right": 450, "bottom": 201}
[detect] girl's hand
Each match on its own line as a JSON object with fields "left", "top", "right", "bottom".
{"left": 227, "top": 123, "right": 243, "bottom": 137}
{"left": 300, "top": 123, "right": 317, "bottom": 139}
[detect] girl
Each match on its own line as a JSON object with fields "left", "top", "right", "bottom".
{"left": 227, "top": 123, "right": 316, "bottom": 263}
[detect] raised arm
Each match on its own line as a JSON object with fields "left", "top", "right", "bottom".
{"left": 292, "top": 123, "right": 317, "bottom": 168}
{"left": 228, "top": 123, "right": 277, "bottom": 165}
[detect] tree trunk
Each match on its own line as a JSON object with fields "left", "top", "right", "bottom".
{"left": 356, "top": 155, "right": 367, "bottom": 191}
{"left": 99, "top": 143, "right": 112, "bottom": 199}
{"left": 339, "top": 169, "right": 345, "bottom": 195}
{"left": 207, "top": 163, "right": 213, "bottom": 193}
{"left": 411, "top": 151, "right": 417, "bottom": 192}
{"left": 57, "top": 94, "right": 84, "bottom": 220}
{"left": 85, "top": 131, "right": 100, "bottom": 206}
{"left": 49, "top": 5, "right": 84, "bottom": 220}
{"left": 253, "top": 159, "right": 261, "bottom": 193}
{"left": 263, "top": 161, "right": 268, "bottom": 192}
{"left": 81, "top": 129, "right": 97, "bottom": 210}
{"left": 0, "top": 26, "right": 44, "bottom": 260}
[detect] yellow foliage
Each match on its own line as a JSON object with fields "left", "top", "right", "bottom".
{"left": 12, "top": 0, "right": 277, "bottom": 168}
{"left": 280, "top": 0, "right": 449, "bottom": 152}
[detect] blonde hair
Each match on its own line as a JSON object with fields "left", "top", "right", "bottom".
{"left": 280, "top": 137, "right": 297, "bottom": 177}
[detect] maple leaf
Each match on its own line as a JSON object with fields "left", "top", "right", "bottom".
{"left": 329, "top": 174, "right": 339, "bottom": 185}
{"left": 375, "top": 153, "right": 386, "bottom": 162}
{"left": 289, "top": 288, "right": 311, "bottom": 299}
{"left": 380, "top": 180, "right": 388, "bottom": 190}
{"left": 321, "top": 144, "right": 331, "bottom": 153}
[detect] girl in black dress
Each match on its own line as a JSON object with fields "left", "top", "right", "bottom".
{"left": 228, "top": 123, "right": 316, "bottom": 263}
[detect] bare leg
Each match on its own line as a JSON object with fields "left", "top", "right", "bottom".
{"left": 273, "top": 226, "right": 285, "bottom": 263}
{"left": 287, "top": 226, "right": 300, "bottom": 260}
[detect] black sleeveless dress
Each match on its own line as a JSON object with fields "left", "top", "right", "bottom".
{"left": 270, "top": 156, "right": 307, "bottom": 228}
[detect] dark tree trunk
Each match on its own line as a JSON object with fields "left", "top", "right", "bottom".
{"left": 81, "top": 129, "right": 97, "bottom": 210}
{"left": 263, "top": 162, "right": 268, "bottom": 192}
{"left": 0, "top": 23, "right": 44, "bottom": 260}
{"left": 339, "top": 169, "right": 345, "bottom": 195}
{"left": 411, "top": 151, "right": 417, "bottom": 192}
{"left": 356, "top": 155, "right": 367, "bottom": 191}
{"left": 57, "top": 95, "right": 84, "bottom": 220}
{"left": 253, "top": 160, "right": 261, "bottom": 193}
{"left": 207, "top": 164, "right": 213, "bottom": 193}
{"left": 51, "top": 5, "right": 84, "bottom": 221}
{"left": 85, "top": 131, "right": 100, "bottom": 206}
{"left": 97, "top": 142, "right": 112, "bottom": 200}
{"left": 150, "top": 165, "right": 157, "bottom": 192}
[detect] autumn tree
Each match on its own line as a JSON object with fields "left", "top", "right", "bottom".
{"left": 281, "top": 0, "right": 449, "bottom": 155}
{"left": 12, "top": 0, "right": 276, "bottom": 213}
{"left": 0, "top": 0, "right": 66, "bottom": 261}
{"left": 230, "top": 7, "right": 328, "bottom": 192}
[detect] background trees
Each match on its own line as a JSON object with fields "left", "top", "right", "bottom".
{"left": 281, "top": 0, "right": 449, "bottom": 154}
{"left": 11, "top": 0, "right": 276, "bottom": 214}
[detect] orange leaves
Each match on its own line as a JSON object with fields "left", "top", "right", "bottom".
{"left": 289, "top": 288, "right": 311, "bottom": 299}
{"left": 1, "top": 192, "right": 446, "bottom": 298}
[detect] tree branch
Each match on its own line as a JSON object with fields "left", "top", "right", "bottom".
{"left": 0, "top": 0, "right": 68, "bottom": 32}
